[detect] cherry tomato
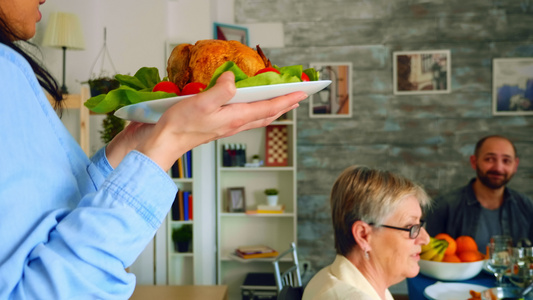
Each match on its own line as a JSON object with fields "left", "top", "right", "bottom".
{"left": 153, "top": 81, "right": 180, "bottom": 95}
{"left": 301, "top": 73, "right": 310, "bottom": 82}
{"left": 181, "top": 82, "right": 207, "bottom": 95}
{"left": 254, "top": 67, "right": 280, "bottom": 76}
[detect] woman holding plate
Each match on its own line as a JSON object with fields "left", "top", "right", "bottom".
{"left": 0, "top": 1, "right": 307, "bottom": 299}
{"left": 303, "top": 166, "right": 431, "bottom": 300}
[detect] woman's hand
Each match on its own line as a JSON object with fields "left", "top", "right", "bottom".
{"left": 105, "top": 121, "right": 155, "bottom": 168}
{"left": 106, "top": 71, "right": 308, "bottom": 171}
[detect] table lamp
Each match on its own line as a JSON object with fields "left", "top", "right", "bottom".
{"left": 42, "top": 12, "right": 85, "bottom": 94}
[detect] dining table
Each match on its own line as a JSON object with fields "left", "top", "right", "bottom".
{"left": 129, "top": 285, "right": 228, "bottom": 300}
{"left": 407, "top": 271, "right": 496, "bottom": 300}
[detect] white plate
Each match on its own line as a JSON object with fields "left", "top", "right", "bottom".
{"left": 114, "top": 80, "right": 332, "bottom": 123}
{"left": 424, "top": 282, "right": 488, "bottom": 300}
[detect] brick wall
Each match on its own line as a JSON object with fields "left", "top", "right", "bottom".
{"left": 236, "top": 0, "right": 533, "bottom": 275}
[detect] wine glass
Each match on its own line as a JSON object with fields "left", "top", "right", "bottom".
{"left": 509, "top": 246, "right": 533, "bottom": 289}
{"left": 487, "top": 236, "right": 513, "bottom": 287}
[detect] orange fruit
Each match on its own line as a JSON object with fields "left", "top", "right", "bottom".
{"left": 458, "top": 250, "right": 484, "bottom": 262}
{"left": 455, "top": 235, "right": 478, "bottom": 254}
{"left": 442, "top": 253, "right": 462, "bottom": 263}
{"left": 435, "top": 233, "right": 457, "bottom": 255}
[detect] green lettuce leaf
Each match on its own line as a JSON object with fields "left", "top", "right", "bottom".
{"left": 303, "top": 68, "right": 320, "bottom": 81}
{"left": 235, "top": 72, "right": 300, "bottom": 88}
{"left": 277, "top": 65, "right": 302, "bottom": 79}
{"left": 85, "top": 85, "right": 175, "bottom": 114}
{"left": 205, "top": 61, "right": 249, "bottom": 90}
{"left": 84, "top": 63, "right": 318, "bottom": 113}
{"left": 115, "top": 67, "right": 161, "bottom": 90}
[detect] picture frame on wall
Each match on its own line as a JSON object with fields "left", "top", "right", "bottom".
{"left": 226, "top": 187, "right": 246, "bottom": 213}
{"left": 492, "top": 58, "right": 533, "bottom": 115}
{"left": 213, "top": 22, "right": 249, "bottom": 46}
{"left": 393, "top": 50, "right": 451, "bottom": 95}
{"left": 309, "top": 62, "right": 352, "bottom": 118}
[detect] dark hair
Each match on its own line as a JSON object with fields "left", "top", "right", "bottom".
{"left": 0, "top": 12, "right": 64, "bottom": 111}
{"left": 474, "top": 135, "right": 518, "bottom": 158}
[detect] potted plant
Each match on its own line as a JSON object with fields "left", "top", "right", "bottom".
{"left": 87, "top": 76, "right": 120, "bottom": 97}
{"left": 83, "top": 28, "right": 125, "bottom": 144}
{"left": 264, "top": 188, "right": 279, "bottom": 206}
{"left": 86, "top": 28, "right": 119, "bottom": 97}
{"left": 89, "top": 78, "right": 124, "bottom": 144}
{"left": 172, "top": 224, "right": 193, "bottom": 253}
{"left": 99, "top": 112, "right": 125, "bottom": 144}
{"left": 252, "top": 154, "right": 260, "bottom": 164}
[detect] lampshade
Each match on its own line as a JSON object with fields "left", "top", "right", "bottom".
{"left": 43, "top": 12, "right": 85, "bottom": 50}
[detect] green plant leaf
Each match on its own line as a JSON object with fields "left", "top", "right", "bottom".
{"left": 172, "top": 224, "right": 193, "bottom": 242}
{"left": 264, "top": 188, "right": 278, "bottom": 195}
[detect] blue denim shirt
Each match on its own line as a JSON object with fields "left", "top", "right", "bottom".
{"left": 0, "top": 44, "right": 177, "bottom": 299}
{"left": 426, "top": 178, "right": 533, "bottom": 248}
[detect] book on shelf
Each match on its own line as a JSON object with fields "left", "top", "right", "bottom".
{"left": 182, "top": 155, "right": 187, "bottom": 178}
{"left": 183, "top": 191, "right": 191, "bottom": 220}
{"left": 178, "top": 191, "right": 184, "bottom": 220}
{"left": 188, "top": 193, "right": 193, "bottom": 220}
{"left": 257, "top": 204, "right": 285, "bottom": 214}
{"left": 186, "top": 150, "right": 192, "bottom": 178}
{"left": 170, "top": 190, "right": 193, "bottom": 221}
{"left": 171, "top": 192, "right": 180, "bottom": 221}
{"left": 235, "top": 245, "right": 279, "bottom": 259}
{"left": 170, "top": 150, "right": 193, "bottom": 178}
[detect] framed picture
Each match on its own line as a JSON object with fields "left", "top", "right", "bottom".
{"left": 226, "top": 187, "right": 246, "bottom": 212}
{"left": 393, "top": 50, "right": 451, "bottom": 95}
{"left": 213, "top": 22, "right": 249, "bottom": 46}
{"left": 309, "top": 62, "right": 352, "bottom": 118}
{"left": 492, "top": 58, "right": 533, "bottom": 115}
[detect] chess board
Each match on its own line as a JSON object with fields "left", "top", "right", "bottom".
{"left": 265, "top": 125, "right": 288, "bottom": 167}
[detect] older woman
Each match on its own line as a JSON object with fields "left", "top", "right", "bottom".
{"left": 303, "top": 166, "right": 431, "bottom": 300}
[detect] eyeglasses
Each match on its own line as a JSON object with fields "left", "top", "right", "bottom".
{"left": 369, "top": 220, "right": 426, "bottom": 239}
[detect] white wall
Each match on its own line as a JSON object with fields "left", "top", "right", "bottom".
{"left": 37, "top": 0, "right": 283, "bottom": 94}
{"left": 38, "top": 0, "right": 168, "bottom": 94}
{"left": 167, "top": 0, "right": 212, "bottom": 43}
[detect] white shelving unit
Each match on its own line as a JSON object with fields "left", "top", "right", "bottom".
{"left": 167, "top": 175, "right": 194, "bottom": 285}
{"left": 216, "top": 112, "right": 298, "bottom": 300}
{"left": 164, "top": 143, "right": 217, "bottom": 286}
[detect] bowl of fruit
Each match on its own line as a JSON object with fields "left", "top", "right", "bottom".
{"left": 418, "top": 234, "right": 486, "bottom": 281}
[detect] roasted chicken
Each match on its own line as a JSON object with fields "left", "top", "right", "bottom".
{"left": 166, "top": 39, "right": 272, "bottom": 89}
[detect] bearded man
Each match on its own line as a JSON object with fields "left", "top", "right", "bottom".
{"left": 426, "top": 135, "right": 533, "bottom": 251}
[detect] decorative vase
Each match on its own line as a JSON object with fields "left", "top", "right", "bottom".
{"left": 267, "top": 195, "right": 278, "bottom": 206}
{"left": 175, "top": 241, "right": 190, "bottom": 253}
